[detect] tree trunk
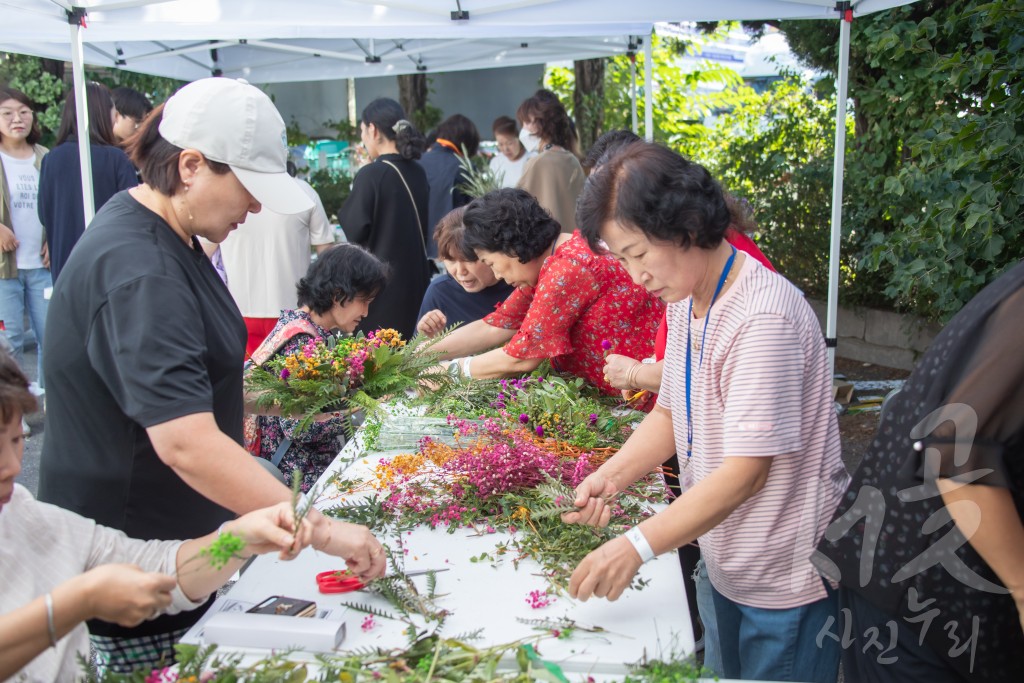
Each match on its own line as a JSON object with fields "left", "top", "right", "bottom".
{"left": 398, "top": 73, "right": 427, "bottom": 120}
{"left": 573, "top": 58, "right": 606, "bottom": 155}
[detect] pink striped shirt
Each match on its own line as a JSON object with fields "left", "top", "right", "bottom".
{"left": 658, "top": 256, "right": 849, "bottom": 609}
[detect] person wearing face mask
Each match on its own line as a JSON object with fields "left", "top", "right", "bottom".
{"left": 415, "top": 206, "right": 514, "bottom": 337}
{"left": 244, "top": 243, "right": 389, "bottom": 492}
{"left": 338, "top": 98, "right": 432, "bottom": 339}
{"left": 37, "top": 78, "right": 387, "bottom": 673}
{"left": 488, "top": 116, "right": 529, "bottom": 188}
{"left": 514, "top": 89, "right": 585, "bottom": 233}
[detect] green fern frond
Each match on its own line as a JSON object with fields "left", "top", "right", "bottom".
{"left": 339, "top": 602, "right": 397, "bottom": 621}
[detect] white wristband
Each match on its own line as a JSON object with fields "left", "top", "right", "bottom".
{"left": 625, "top": 526, "right": 655, "bottom": 563}
{"left": 461, "top": 356, "right": 473, "bottom": 379}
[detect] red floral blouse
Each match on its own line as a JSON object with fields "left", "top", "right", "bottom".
{"left": 484, "top": 231, "right": 665, "bottom": 394}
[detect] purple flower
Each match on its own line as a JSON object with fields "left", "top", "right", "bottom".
{"left": 280, "top": 368, "right": 291, "bottom": 380}
{"left": 519, "top": 413, "right": 529, "bottom": 424}
{"left": 535, "top": 425, "right": 544, "bottom": 437}
{"left": 588, "top": 413, "right": 598, "bottom": 425}
{"left": 601, "top": 339, "right": 612, "bottom": 351}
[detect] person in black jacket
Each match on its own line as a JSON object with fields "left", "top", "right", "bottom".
{"left": 338, "top": 98, "right": 431, "bottom": 339}
{"left": 417, "top": 113, "right": 480, "bottom": 259}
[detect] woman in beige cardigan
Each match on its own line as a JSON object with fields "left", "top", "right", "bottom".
{"left": 515, "top": 90, "right": 585, "bottom": 233}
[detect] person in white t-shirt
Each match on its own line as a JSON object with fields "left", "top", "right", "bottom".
{"left": 0, "top": 87, "right": 50, "bottom": 396}
{"left": 563, "top": 142, "right": 848, "bottom": 683}
{"left": 488, "top": 116, "right": 529, "bottom": 189}
{"left": 219, "top": 163, "right": 335, "bottom": 358}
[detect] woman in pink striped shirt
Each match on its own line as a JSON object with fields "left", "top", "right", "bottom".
{"left": 563, "top": 142, "right": 849, "bottom": 683}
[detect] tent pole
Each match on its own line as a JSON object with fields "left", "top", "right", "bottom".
{"left": 630, "top": 52, "right": 638, "bottom": 134}
{"left": 67, "top": 8, "right": 96, "bottom": 228}
{"left": 643, "top": 34, "right": 653, "bottom": 142}
{"left": 826, "top": 3, "right": 852, "bottom": 377}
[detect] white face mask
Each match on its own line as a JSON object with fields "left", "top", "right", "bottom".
{"left": 519, "top": 128, "right": 542, "bottom": 153}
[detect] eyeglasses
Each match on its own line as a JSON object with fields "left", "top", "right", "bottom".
{"left": 0, "top": 108, "right": 34, "bottom": 122}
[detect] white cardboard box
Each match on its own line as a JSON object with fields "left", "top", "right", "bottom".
{"left": 203, "top": 612, "right": 346, "bottom": 652}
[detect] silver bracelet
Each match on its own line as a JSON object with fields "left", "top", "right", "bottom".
{"left": 625, "top": 527, "right": 656, "bottom": 563}
{"left": 461, "top": 356, "right": 473, "bottom": 379}
{"left": 44, "top": 592, "right": 57, "bottom": 648}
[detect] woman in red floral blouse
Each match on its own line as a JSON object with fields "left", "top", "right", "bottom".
{"left": 432, "top": 188, "right": 664, "bottom": 394}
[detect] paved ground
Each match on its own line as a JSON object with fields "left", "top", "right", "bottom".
{"left": 16, "top": 341, "right": 45, "bottom": 496}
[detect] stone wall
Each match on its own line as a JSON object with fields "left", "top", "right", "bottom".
{"left": 807, "top": 299, "right": 941, "bottom": 371}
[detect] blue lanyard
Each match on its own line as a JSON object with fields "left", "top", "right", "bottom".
{"left": 685, "top": 246, "right": 737, "bottom": 462}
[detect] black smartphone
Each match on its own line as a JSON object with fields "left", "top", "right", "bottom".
{"left": 246, "top": 596, "right": 317, "bottom": 618}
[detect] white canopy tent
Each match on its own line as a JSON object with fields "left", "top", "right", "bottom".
{"left": 1, "top": 0, "right": 919, "bottom": 372}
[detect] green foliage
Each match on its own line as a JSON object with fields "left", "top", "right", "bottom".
{"left": 411, "top": 103, "right": 443, "bottom": 135}
{"left": 455, "top": 146, "right": 500, "bottom": 198}
{"left": 198, "top": 531, "right": 247, "bottom": 570}
{"left": 852, "top": 1, "right": 1024, "bottom": 320}
{"left": 323, "top": 117, "right": 360, "bottom": 144}
{"left": 546, "top": 33, "right": 750, "bottom": 152}
{"left": 307, "top": 167, "right": 352, "bottom": 221}
{"left": 696, "top": 75, "right": 851, "bottom": 299}
{"left": 88, "top": 69, "right": 183, "bottom": 107}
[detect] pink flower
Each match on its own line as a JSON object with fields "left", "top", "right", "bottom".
{"left": 526, "top": 589, "right": 554, "bottom": 609}
{"left": 535, "top": 425, "right": 544, "bottom": 437}
{"left": 361, "top": 615, "right": 376, "bottom": 631}
{"left": 145, "top": 668, "right": 176, "bottom": 683}
{"left": 280, "top": 367, "right": 290, "bottom": 380}
{"left": 519, "top": 413, "right": 530, "bottom": 424}
{"left": 601, "top": 339, "right": 612, "bottom": 351}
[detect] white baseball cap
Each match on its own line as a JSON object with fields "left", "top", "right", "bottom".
{"left": 159, "top": 78, "right": 313, "bottom": 215}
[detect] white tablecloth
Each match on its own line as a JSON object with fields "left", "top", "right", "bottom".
{"left": 182, "top": 407, "right": 694, "bottom": 675}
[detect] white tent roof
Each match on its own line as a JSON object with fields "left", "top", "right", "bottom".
{"left": 0, "top": 34, "right": 640, "bottom": 82}
{"left": 2, "top": 0, "right": 915, "bottom": 82}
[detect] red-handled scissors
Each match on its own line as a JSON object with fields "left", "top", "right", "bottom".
{"left": 316, "top": 570, "right": 365, "bottom": 594}
{"left": 315, "top": 568, "right": 449, "bottom": 594}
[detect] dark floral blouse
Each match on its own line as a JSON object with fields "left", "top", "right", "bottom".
{"left": 484, "top": 231, "right": 664, "bottom": 394}
{"left": 245, "top": 309, "right": 348, "bottom": 493}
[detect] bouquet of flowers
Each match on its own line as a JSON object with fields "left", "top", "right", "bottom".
{"left": 246, "top": 328, "right": 452, "bottom": 434}
{"left": 421, "top": 371, "right": 641, "bottom": 449}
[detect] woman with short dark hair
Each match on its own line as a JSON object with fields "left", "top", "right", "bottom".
{"left": 37, "top": 82, "right": 137, "bottom": 282}
{"left": 514, "top": 90, "right": 585, "bottom": 232}
{"left": 245, "top": 243, "right": 389, "bottom": 491}
{"left": 431, "top": 188, "right": 663, "bottom": 393}
{"left": 339, "top": 98, "right": 431, "bottom": 338}
{"left": 564, "top": 142, "right": 846, "bottom": 683}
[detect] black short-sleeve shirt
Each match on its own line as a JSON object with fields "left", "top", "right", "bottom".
{"left": 814, "top": 260, "right": 1024, "bottom": 681}
{"left": 38, "top": 191, "right": 246, "bottom": 634}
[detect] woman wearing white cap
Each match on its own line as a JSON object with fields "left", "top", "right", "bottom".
{"left": 35, "top": 78, "right": 387, "bottom": 673}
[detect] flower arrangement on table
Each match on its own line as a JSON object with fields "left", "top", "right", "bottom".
{"left": 246, "top": 328, "right": 453, "bottom": 435}
{"left": 419, "top": 370, "right": 641, "bottom": 450}
{"left": 325, "top": 416, "right": 665, "bottom": 594}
